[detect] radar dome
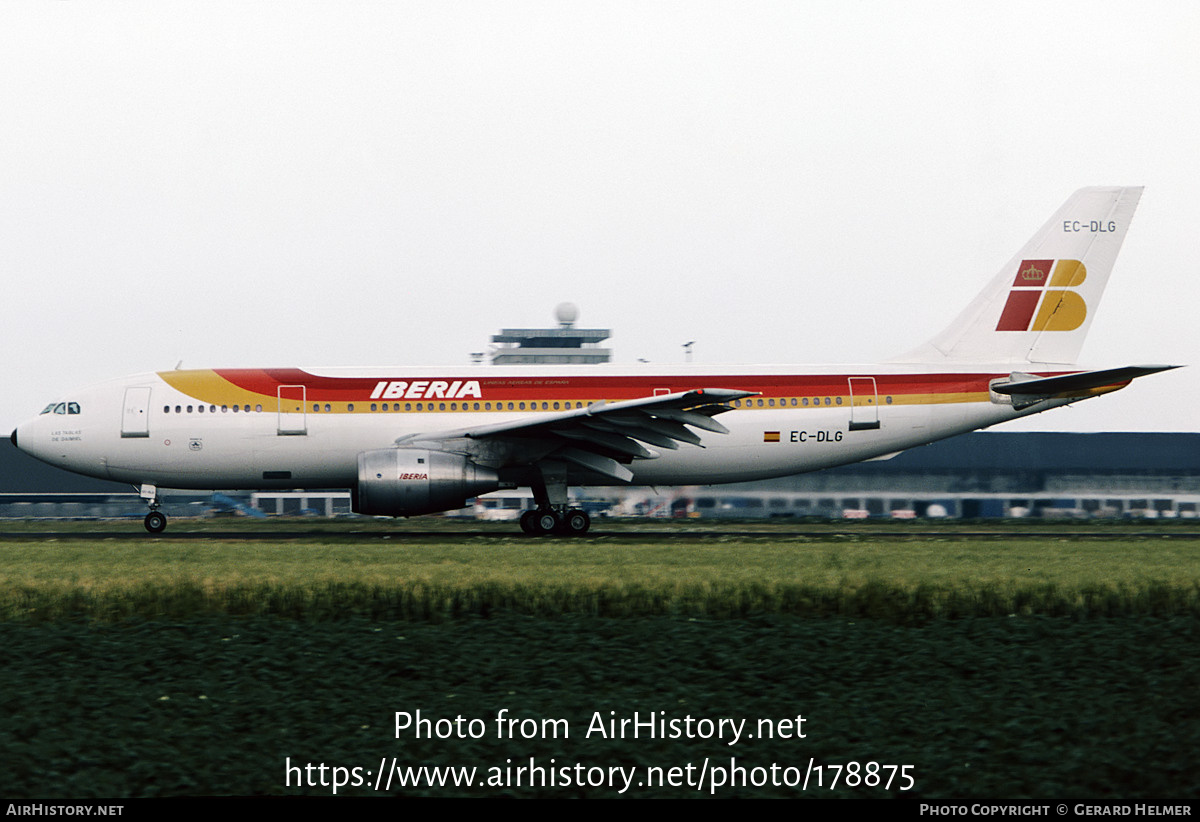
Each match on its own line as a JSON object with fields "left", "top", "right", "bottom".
{"left": 555, "top": 302, "right": 579, "bottom": 326}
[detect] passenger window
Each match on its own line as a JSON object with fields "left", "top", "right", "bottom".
{"left": 232, "top": 405, "right": 239, "bottom": 413}
{"left": 256, "top": 404, "right": 263, "bottom": 412}
{"left": 187, "top": 405, "right": 193, "bottom": 413}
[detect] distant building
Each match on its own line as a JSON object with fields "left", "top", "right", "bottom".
{"left": 603, "top": 432, "right": 1200, "bottom": 520}
{"left": 489, "top": 303, "right": 611, "bottom": 365}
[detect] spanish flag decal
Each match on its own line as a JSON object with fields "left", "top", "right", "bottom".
{"left": 763, "top": 431, "right": 781, "bottom": 443}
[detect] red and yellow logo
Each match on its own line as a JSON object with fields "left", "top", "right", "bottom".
{"left": 995, "top": 259, "right": 1087, "bottom": 332}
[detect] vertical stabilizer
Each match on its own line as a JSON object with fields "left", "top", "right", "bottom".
{"left": 895, "top": 187, "right": 1142, "bottom": 365}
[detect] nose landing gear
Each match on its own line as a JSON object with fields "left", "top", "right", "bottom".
{"left": 144, "top": 510, "right": 167, "bottom": 533}
{"left": 139, "top": 484, "right": 167, "bottom": 534}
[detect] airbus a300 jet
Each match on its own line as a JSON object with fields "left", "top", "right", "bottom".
{"left": 12, "top": 187, "right": 1176, "bottom": 534}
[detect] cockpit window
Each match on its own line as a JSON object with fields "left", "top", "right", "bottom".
{"left": 40, "top": 401, "right": 81, "bottom": 415}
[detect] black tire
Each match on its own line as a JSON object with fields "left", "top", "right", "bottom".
{"left": 519, "top": 510, "right": 540, "bottom": 535}
{"left": 144, "top": 511, "right": 167, "bottom": 534}
{"left": 536, "top": 510, "right": 559, "bottom": 534}
{"left": 564, "top": 508, "right": 591, "bottom": 535}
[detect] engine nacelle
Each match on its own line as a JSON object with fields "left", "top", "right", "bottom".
{"left": 354, "top": 448, "right": 500, "bottom": 517}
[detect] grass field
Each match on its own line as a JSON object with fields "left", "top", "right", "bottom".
{"left": 2, "top": 519, "right": 1198, "bottom": 798}
{"left": 3, "top": 519, "right": 1199, "bottom": 621}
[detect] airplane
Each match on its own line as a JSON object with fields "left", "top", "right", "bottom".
{"left": 10, "top": 186, "right": 1178, "bottom": 535}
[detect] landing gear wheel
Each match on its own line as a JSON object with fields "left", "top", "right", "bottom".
{"left": 521, "top": 509, "right": 562, "bottom": 536}
{"left": 536, "top": 510, "right": 560, "bottom": 535}
{"left": 520, "top": 510, "right": 540, "bottom": 535}
{"left": 563, "top": 508, "right": 590, "bottom": 535}
{"left": 520, "top": 504, "right": 588, "bottom": 537}
{"left": 144, "top": 511, "right": 167, "bottom": 534}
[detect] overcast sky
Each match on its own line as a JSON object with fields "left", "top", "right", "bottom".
{"left": 2, "top": 1, "right": 1195, "bottom": 434}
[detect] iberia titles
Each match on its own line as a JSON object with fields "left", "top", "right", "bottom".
{"left": 368, "top": 380, "right": 483, "bottom": 400}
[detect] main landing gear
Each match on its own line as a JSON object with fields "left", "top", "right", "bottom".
{"left": 520, "top": 460, "right": 591, "bottom": 536}
{"left": 139, "top": 483, "right": 167, "bottom": 534}
{"left": 520, "top": 507, "right": 591, "bottom": 536}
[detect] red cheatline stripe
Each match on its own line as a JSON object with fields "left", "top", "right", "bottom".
{"left": 161, "top": 368, "right": 1077, "bottom": 405}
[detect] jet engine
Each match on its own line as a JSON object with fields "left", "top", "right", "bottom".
{"left": 354, "top": 448, "right": 500, "bottom": 517}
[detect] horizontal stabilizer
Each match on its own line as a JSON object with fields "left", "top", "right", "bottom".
{"left": 993, "top": 365, "right": 1179, "bottom": 399}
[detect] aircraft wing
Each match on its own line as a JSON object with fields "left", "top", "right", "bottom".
{"left": 394, "top": 388, "right": 756, "bottom": 482}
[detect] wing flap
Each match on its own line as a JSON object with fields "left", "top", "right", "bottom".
{"left": 647, "top": 407, "right": 731, "bottom": 434}
{"left": 578, "top": 417, "right": 682, "bottom": 449}
{"left": 600, "top": 413, "right": 705, "bottom": 446}
{"left": 556, "top": 447, "right": 635, "bottom": 482}
{"left": 553, "top": 427, "right": 660, "bottom": 459}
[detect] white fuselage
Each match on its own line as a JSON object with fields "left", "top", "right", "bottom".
{"left": 14, "top": 362, "right": 1076, "bottom": 492}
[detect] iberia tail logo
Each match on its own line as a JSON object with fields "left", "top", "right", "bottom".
{"left": 995, "top": 259, "right": 1087, "bottom": 331}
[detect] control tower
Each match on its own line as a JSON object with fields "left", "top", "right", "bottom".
{"left": 489, "top": 303, "right": 612, "bottom": 365}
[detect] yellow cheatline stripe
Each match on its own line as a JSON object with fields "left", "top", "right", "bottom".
{"left": 731, "top": 392, "right": 989, "bottom": 409}
{"left": 887, "top": 392, "right": 991, "bottom": 406}
{"left": 159, "top": 371, "right": 270, "bottom": 408}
